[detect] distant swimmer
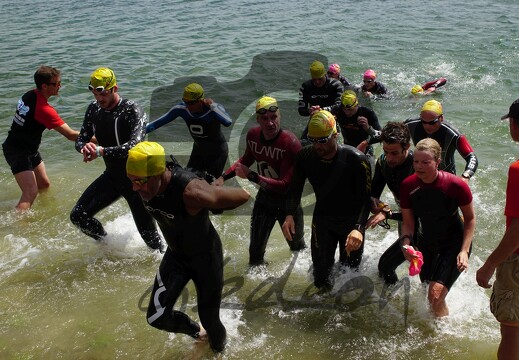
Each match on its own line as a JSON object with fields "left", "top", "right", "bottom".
{"left": 327, "top": 63, "right": 353, "bottom": 89}
{"left": 360, "top": 69, "right": 388, "bottom": 99}
{"left": 411, "top": 77, "right": 448, "bottom": 95}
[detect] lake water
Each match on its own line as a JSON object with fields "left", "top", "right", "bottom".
{"left": 1, "top": 0, "right": 519, "bottom": 359}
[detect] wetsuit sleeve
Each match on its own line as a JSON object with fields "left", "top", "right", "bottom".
{"left": 221, "top": 132, "right": 256, "bottom": 179}
{"left": 399, "top": 177, "right": 413, "bottom": 209}
{"left": 371, "top": 157, "right": 387, "bottom": 199}
{"left": 286, "top": 149, "right": 308, "bottom": 214}
{"left": 210, "top": 103, "right": 233, "bottom": 127}
{"left": 256, "top": 137, "right": 302, "bottom": 193}
{"left": 104, "top": 103, "right": 147, "bottom": 158}
{"left": 298, "top": 82, "right": 311, "bottom": 117}
{"left": 366, "top": 109, "right": 382, "bottom": 145}
{"left": 146, "top": 104, "right": 183, "bottom": 133}
{"left": 75, "top": 103, "right": 96, "bottom": 152}
{"left": 322, "top": 80, "right": 344, "bottom": 113}
{"left": 352, "top": 152, "right": 373, "bottom": 228}
{"left": 456, "top": 135, "right": 478, "bottom": 177}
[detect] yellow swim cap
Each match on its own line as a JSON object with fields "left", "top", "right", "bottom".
{"left": 411, "top": 85, "right": 424, "bottom": 95}
{"left": 256, "top": 96, "right": 278, "bottom": 113}
{"left": 341, "top": 90, "right": 358, "bottom": 108}
{"left": 182, "top": 83, "right": 205, "bottom": 101}
{"left": 126, "top": 142, "right": 166, "bottom": 177}
{"left": 308, "top": 110, "right": 337, "bottom": 138}
{"left": 421, "top": 100, "right": 443, "bottom": 116}
{"left": 310, "top": 61, "right": 326, "bottom": 79}
{"left": 90, "top": 67, "right": 117, "bottom": 90}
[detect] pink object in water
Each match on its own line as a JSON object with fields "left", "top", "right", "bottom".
{"left": 403, "top": 245, "right": 424, "bottom": 276}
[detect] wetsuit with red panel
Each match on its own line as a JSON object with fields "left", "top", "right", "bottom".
{"left": 404, "top": 118, "right": 478, "bottom": 178}
{"left": 399, "top": 171, "right": 473, "bottom": 289}
{"left": 222, "top": 127, "right": 305, "bottom": 265}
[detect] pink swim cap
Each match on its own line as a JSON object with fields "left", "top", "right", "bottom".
{"left": 328, "top": 63, "right": 341, "bottom": 74}
{"left": 363, "top": 69, "right": 377, "bottom": 79}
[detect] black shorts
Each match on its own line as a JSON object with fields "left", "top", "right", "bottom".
{"left": 2, "top": 144, "right": 42, "bottom": 175}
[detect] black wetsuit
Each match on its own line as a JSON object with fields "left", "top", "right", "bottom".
{"left": 298, "top": 77, "right": 344, "bottom": 141}
{"left": 371, "top": 151, "right": 415, "bottom": 284}
{"left": 70, "top": 98, "right": 162, "bottom": 250}
{"left": 330, "top": 105, "right": 382, "bottom": 156}
{"left": 361, "top": 81, "right": 388, "bottom": 97}
{"left": 404, "top": 118, "right": 478, "bottom": 177}
{"left": 287, "top": 145, "right": 371, "bottom": 289}
{"left": 144, "top": 166, "right": 226, "bottom": 352}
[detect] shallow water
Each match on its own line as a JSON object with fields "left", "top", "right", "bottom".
{"left": 1, "top": 0, "right": 519, "bottom": 358}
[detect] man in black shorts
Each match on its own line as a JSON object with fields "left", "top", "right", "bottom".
{"left": 126, "top": 141, "right": 249, "bottom": 353}
{"left": 282, "top": 110, "right": 371, "bottom": 290}
{"left": 70, "top": 67, "right": 164, "bottom": 251}
{"left": 2, "top": 65, "right": 79, "bottom": 210}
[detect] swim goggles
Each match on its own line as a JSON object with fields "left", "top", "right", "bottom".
{"left": 131, "top": 177, "right": 149, "bottom": 186}
{"left": 88, "top": 84, "right": 112, "bottom": 94}
{"left": 420, "top": 116, "right": 441, "bottom": 125}
{"left": 256, "top": 106, "right": 279, "bottom": 115}
{"left": 307, "top": 133, "right": 333, "bottom": 144}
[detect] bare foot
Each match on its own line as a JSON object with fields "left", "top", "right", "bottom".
{"left": 195, "top": 325, "right": 208, "bottom": 342}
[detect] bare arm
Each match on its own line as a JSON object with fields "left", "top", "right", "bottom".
{"left": 477, "top": 217, "right": 519, "bottom": 288}
{"left": 54, "top": 123, "right": 79, "bottom": 141}
{"left": 183, "top": 179, "right": 250, "bottom": 216}
{"left": 458, "top": 201, "right": 476, "bottom": 271}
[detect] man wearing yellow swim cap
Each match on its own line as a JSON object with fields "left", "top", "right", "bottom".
{"left": 146, "top": 82, "right": 233, "bottom": 179}
{"left": 216, "top": 96, "right": 305, "bottom": 266}
{"left": 330, "top": 90, "right": 382, "bottom": 159}
{"left": 70, "top": 67, "right": 165, "bottom": 251}
{"left": 282, "top": 110, "right": 372, "bottom": 290}
{"left": 126, "top": 141, "right": 249, "bottom": 353}
{"left": 298, "top": 60, "right": 344, "bottom": 118}
{"left": 404, "top": 99, "right": 478, "bottom": 184}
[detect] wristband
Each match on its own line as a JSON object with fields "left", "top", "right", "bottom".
{"left": 247, "top": 171, "right": 260, "bottom": 183}
{"left": 222, "top": 170, "right": 236, "bottom": 181}
{"left": 96, "top": 146, "right": 101, "bottom": 157}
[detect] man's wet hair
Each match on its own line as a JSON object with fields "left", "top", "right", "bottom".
{"left": 381, "top": 121, "right": 410, "bottom": 149}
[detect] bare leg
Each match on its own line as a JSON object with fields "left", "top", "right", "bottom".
{"left": 498, "top": 324, "right": 519, "bottom": 360}
{"left": 427, "top": 281, "right": 450, "bottom": 317}
{"left": 14, "top": 162, "right": 50, "bottom": 210}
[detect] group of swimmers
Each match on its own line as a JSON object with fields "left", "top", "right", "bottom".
{"left": 2, "top": 62, "right": 513, "bottom": 356}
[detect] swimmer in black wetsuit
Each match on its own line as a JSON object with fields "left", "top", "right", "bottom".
{"left": 404, "top": 99, "right": 478, "bottom": 183}
{"left": 298, "top": 61, "right": 343, "bottom": 141}
{"left": 327, "top": 63, "right": 355, "bottom": 91}
{"left": 126, "top": 141, "right": 249, "bottom": 353}
{"left": 146, "top": 83, "right": 233, "bottom": 179}
{"left": 330, "top": 90, "right": 382, "bottom": 158}
{"left": 364, "top": 122, "right": 415, "bottom": 285}
{"left": 361, "top": 69, "right": 388, "bottom": 99}
{"left": 70, "top": 68, "right": 164, "bottom": 250}
{"left": 399, "top": 138, "right": 475, "bottom": 317}
{"left": 282, "top": 110, "right": 371, "bottom": 290}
